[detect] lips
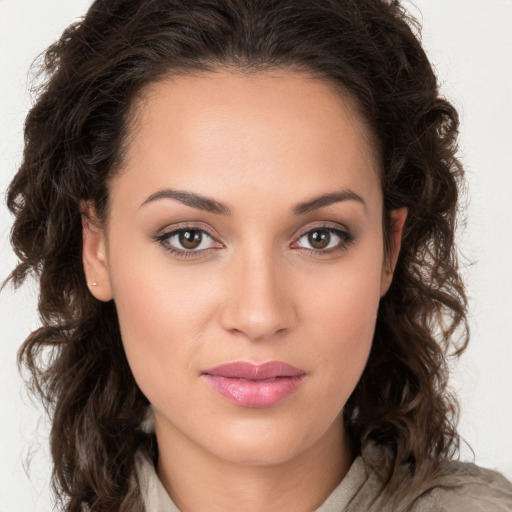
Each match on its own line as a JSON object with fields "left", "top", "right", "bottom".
{"left": 202, "top": 361, "right": 306, "bottom": 408}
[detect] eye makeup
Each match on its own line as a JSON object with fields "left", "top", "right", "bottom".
{"left": 153, "top": 222, "right": 222, "bottom": 260}
{"left": 292, "top": 224, "right": 355, "bottom": 258}
{"left": 152, "top": 221, "right": 356, "bottom": 261}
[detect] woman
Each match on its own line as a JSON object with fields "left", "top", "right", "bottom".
{"left": 4, "top": 0, "right": 512, "bottom": 510}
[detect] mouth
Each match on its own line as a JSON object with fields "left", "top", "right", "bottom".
{"left": 201, "top": 361, "right": 306, "bottom": 408}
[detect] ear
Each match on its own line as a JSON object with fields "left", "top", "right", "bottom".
{"left": 81, "top": 203, "right": 113, "bottom": 301}
{"left": 380, "top": 207, "right": 408, "bottom": 297}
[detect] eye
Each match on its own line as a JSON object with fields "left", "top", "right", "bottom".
{"left": 155, "top": 226, "right": 222, "bottom": 257}
{"left": 293, "top": 226, "right": 354, "bottom": 254}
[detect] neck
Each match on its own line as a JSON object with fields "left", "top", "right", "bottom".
{"left": 155, "top": 414, "right": 352, "bottom": 512}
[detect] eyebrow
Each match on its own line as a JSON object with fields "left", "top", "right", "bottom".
{"left": 140, "top": 188, "right": 365, "bottom": 215}
{"left": 141, "top": 189, "right": 231, "bottom": 215}
{"left": 292, "top": 189, "right": 365, "bottom": 215}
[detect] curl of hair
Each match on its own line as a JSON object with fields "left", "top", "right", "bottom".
{"left": 6, "top": 0, "right": 468, "bottom": 509}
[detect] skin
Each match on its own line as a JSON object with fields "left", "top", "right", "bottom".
{"left": 82, "top": 70, "right": 406, "bottom": 512}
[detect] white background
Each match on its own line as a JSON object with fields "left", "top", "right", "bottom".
{"left": 1, "top": 1, "right": 511, "bottom": 510}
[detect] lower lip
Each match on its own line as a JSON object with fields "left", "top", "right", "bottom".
{"left": 203, "top": 374, "right": 305, "bottom": 408}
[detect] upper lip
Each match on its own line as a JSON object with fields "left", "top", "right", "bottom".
{"left": 202, "top": 361, "right": 306, "bottom": 380}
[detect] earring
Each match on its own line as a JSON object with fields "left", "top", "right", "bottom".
{"left": 91, "top": 281, "right": 98, "bottom": 286}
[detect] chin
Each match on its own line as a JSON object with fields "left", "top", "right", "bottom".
{"left": 215, "top": 440, "right": 304, "bottom": 467}
{"left": 203, "top": 418, "right": 318, "bottom": 467}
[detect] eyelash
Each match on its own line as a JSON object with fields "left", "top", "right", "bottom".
{"left": 154, "top": 224, "right": 355, "bottom": 260}
{"left": 153, "top": 224, "right": 220, "bottom": 260}
{"left": 292, "top": 226, "right": 355, "bottom": 257}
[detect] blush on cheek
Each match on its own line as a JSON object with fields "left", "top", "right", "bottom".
{"left": 312, "top": 273, "right": 380, "bottom": 386}
{"left": 111, "top": 266, "right": 207, "bottom": 393}
{"left": 110, "top": 277, "right": 166, "bottom": 376}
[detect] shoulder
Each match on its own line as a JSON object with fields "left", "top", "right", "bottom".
{"left": 357, "top": 443, "right": 512, "bottom": 512}
{"left": 408, "top": 460, "right": 512, "bottom": 512}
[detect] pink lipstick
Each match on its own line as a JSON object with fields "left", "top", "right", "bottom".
{"left": 202, "top": 361, "right": 306, "bottom": 408}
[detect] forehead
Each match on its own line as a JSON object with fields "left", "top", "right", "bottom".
{"left": 113, "top": 70, "right": 381, "bottom": 211}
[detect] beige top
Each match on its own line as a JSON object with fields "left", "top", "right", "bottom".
{"left": 135, "top": 444, "right": 512, "bottom": 511}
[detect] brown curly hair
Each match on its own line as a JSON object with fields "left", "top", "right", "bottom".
{"left": 6, "top": 0, "right": 468, "bottom": 510}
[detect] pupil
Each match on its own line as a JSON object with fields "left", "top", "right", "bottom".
{"left": 179, "top": 230, "right": 202, "bottom": 249}
{"left": 308, "top": 230, "right": 330, "bottom": 249}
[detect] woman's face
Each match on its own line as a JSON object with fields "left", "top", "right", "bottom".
{"left": 84, "top": 71, "right": 402, "bottom": 467}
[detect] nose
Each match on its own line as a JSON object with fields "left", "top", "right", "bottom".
{"left": 220, "top": 249, "right": 297, "bottom": 342}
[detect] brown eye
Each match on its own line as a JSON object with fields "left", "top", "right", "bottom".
{"left": 294, "top": 226, "right": 354, "bottom": 254}
{"left": 179, "top": 230, "right": 203, "bottom": 249}
{"left": 155, "top": 227, "right": 220, "bottom": 255}
{"left": 307, "top": 230, "right": 331, "bottom": 250}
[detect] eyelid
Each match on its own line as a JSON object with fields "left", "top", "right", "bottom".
{"left": 290, "top": 222, "right": 355, "bottom": 255}
{"left": 155, "top": 221, "right": 221, "bottom": 241}
{"left": 153, "top": 221, "right": 355, "bottom": 259}
{"left": 153, "top": 222, "right": 223, "bottom": 258}
{"left": 293, "top": 221, "right": 351, "bottom": 239}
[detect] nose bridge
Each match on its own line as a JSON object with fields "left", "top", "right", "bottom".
{"left": 220, "top": 244, "right": 296, "bottom": 341}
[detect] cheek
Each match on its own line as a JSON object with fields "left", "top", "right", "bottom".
{"left": 107, "top": 246, "right": 217, "bottom": 401}
{"left": 301, "top": 251, "right": 383, "bottom": 395}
